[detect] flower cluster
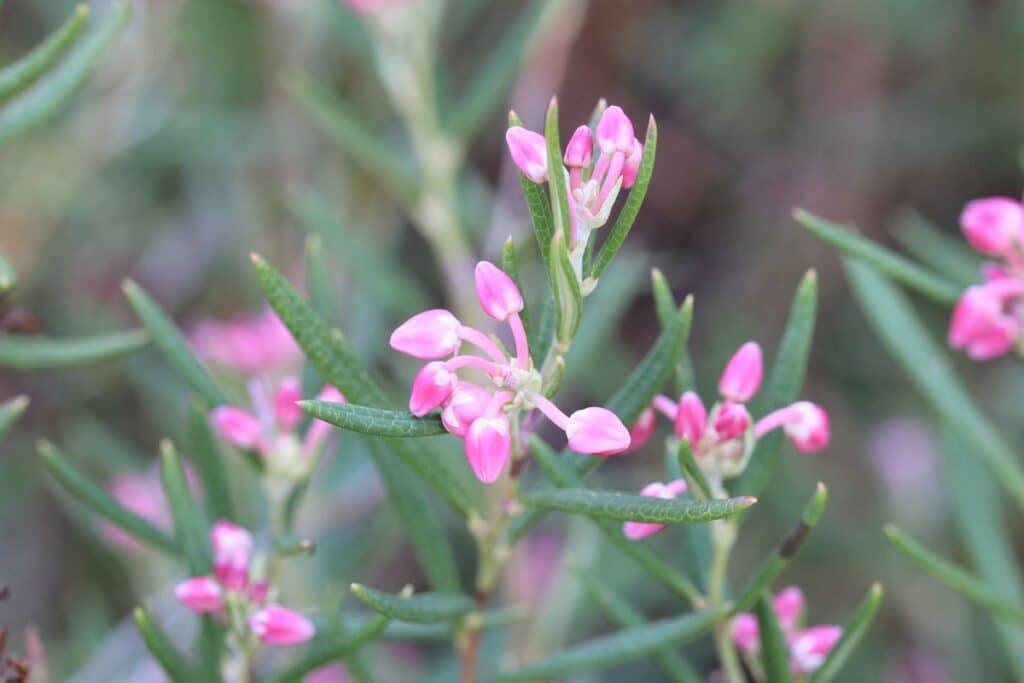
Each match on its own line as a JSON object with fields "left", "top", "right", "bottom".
{"left": 948, "top": 196, "right": 1024, "bottom": 360}
{"left": 391, "top": 261, "right": 631, "bottom": 483}
{"left": 732, "top": 587, "right": 842, "bottom": 678}
{"left": 176, "top": 521, "right": 314, "bottom": 646}
{"left": 190, "top": 308, "right": 299, "bottom": 376}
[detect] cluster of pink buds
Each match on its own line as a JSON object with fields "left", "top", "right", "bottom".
{"left": 651, "top": 342, "right": 829, "bottom": 479}
{"left": 212, "top": 378, "right": 343, "bottom": 481}
{"left": 176, "top": 521, "right": 315, "bottom": 646}
{"left": 622, "top": 479, "right": 688, "bottom": 540}
{"left": 391, "top": 261, "right": 631, "bottom": 483}
{"left": 732, "top": 587, "right": 842, "bottom": 678}
{"left": 948, "top": 196, "right": 1024, "bottom": 360}
{"left": 190, "top": 308, "right": 300, "bottom": 376}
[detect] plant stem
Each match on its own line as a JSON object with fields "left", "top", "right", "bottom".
{"left": 707, "top": 480, "right": 744, "bottom": 683}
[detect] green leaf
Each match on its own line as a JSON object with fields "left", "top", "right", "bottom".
{"left": 756, "top": 593, "right": 794, "bottom": 683}
{"left": 305, "top": 233, "right": 333, "bottom": 321}
{"left": 734, "top": 483, "right": 827, "bottom": 613}
{"left": 350, "top": 584, "right": 474, "bottom": 623}
{"left": 796, "top": 209, "right": 960, "bottom": 305}
{"left": 0, "top": 247, "right": 14, "bottom": 293}
{"left": 0, "top": 329, "right": 148, "bottom": 370}
{"left": 159, "top": 440, "right": 210, "bottom": 575}
{"left": 885, "top": 525, "right": 1024, "bottom": 627}
{"left": 651, "top": 268, "right": 677, "bottom": 329}
{"left": 123, "top": 280, "right": 226, "bottom": 407}
{"left": 844, "top": 260, "right": 1024, "bottom": 513}
{"left": 892, "top": 210, "right": 980, "bottom": 288}
{"left": 549, "top": 231, "right": 581, "bottom": 344}
{"left": 498, "top": 609, "right": 723, "bottom": 682}
{"left": 186, "top": 401, "right": 234, "bottom": 522}
{"left": 299, "top": 401, "right": 446, "bottom": 438}
{"left": 736, "top": 270, "right": 817, "bottom": 497}
{"left": 0, "top": 1, "right": 130, "bottom": 147}
{"left": 809, "top": 583, "right": 883, "bottom": 683}
{"left": 543, "top": 97, "right": 571, "bottom": 241}
{"left": 0, "top": 395, "right": 29, "bottom": 442}
{"left": 38, "top": 441, "right": 177, "bottom": 555}
{"left": 272, "top": 615, "right": 390, "bottom": 683}
{"left": 522, "top": 488, "right": 756, "bottom": 524}
{"left": 677, "top": 439, "right": 712, "bottom": 500}
{"left": 0, "top": 4, "right": 89, "bottom": 100}
{"left": 133, "top": 608, "right": 195, "bottom": 683}
{"left": 510, "top": 110, "right": 555, "bottom": 272}
{"left": 377, "top": 607, "right": 524, "bottom": 641}
{"left": 592, "top": 115, "right": 658, "bottom": 278}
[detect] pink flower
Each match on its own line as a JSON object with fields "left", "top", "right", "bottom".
{"left": 960, "top": 197, "right": 1024, "bottom": 257}
{"left": 474, "top": 261, "right": 524, "bottom": 322}
{"left": 595, "top": 106, "right": 634, "bottom": 154}
{"left": 623, "top": 479, "right": 688, "bottom": 540}
{"left": 250, "top": 605, "right": 316, "bottom": 646}
{"left": 274, "top": 377, "right": 304, "bottom": 432}
{"left": 505, "top": 127, "right": 548, "bottom": 183}
{"left": 409, "top": 362, "right": 455, "bottom": 417}
{"left": 441, "top": 383, "right": 491, "bottom": 438}
{"left": 791, "top": 625, "right": 843, "bottom": 675}
{"left": 626, "top": 407, "right": 656, "bottom": 451}
{"left": 948, "top": 282, "right": 1022, "bottom": 360}
{"left": 718, "top": 342, "right": 763, "bottom": 403}
{"left": 732, "top": 587, "right": 841, "bottom": 675}
{"left": 305, "top": 664, "right": 352, "bottom": 683}
{"left": 674, "top": 391, "right": 707, "bottom": 444}
{"left": 564, "top": 126, "right": 593, "bottom": 168}
{"left": 732, "top": 613, "right": 761, "bottom": 653}
{"left": 105, "top": 469, "right": 173, "bottom": 551}
{"left": 621, "top": 138, "right": 643, "bottom": 189}
{"left": 190, "top": 308, "right": 299, "bottom": 376}
{"left": 465, "top": 415, "right": 512, "bottom": 484}
{"left": 773, "top": 586, "right": 805, "bottom": 633}
{"left": 212, "top": 520, "right": 252, "bottom": 591}
{"left": 565, "top": 407, "right": 632, "bottom": 455}
{"left": 344, "top": 0, "right": 408, "bottom": 13}
{"left": 390, "top": 309, "right": 462, "bottom": 359}
{"left": 211, "top": 406, "right": 264, "bottom": 450}
{"left": 755, "top": 401, "right": 830, "bottom": 453}
{"left": 175, "top": 577, "right": 225, "bottom": 614}
{"left": 713, "top": 401, "right": 751, "bottom": 442}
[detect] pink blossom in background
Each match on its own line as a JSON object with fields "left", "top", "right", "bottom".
{"left": 344, "top": 0, "right": 409, "bottom": 14}
{"left": 508, "top": 534, "right": 562, "bottom": 605}
{"left": 883, "top": 649, "right": 953, "bottom": 683}
{"left": 305, "top": 664, "right": 351, "bottom": 683}
{"left": 104, "top": 464, "right": 198, "bottom": 551}
{"left": 190, "top": 308, "right": 300, "bottom": 376}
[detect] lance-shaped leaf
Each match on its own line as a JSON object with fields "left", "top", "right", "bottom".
{"left": 885, "top": 525, "right": 1024, "bottom": 627}
{"left": 300, "top": 401, "right": 446, "bottom": 438}
{"left": 0, "top": 4, "right": 89, "bottom": 100}
{"left": 543, "top": 98, "right": 571, "bottom": 239}
{"left": 651, "top": 269, "right": 695, "bottom": 394}
{"left": 522, "top": 488, "right": 755, "bottom": 524}
{"left": 133, "top": 608, "right": 195, "bottom": 683}
{"left": 734, "top": 483, "right": 827, "bottom": 613}
{"left": 0, "top": 395, "right": 29, "bottom": 442}
{"left": 0, "top": 247, "right": 14, "bottom": 294}
{"left": 591, "top": 115, "right": 658, "bottom": 279}
{"left": 796, "top": 209, "right": 959, "bottom": 305}
{"left": 160, "top": 440, "right": 210, "bottom": 576}
{"left": 272, "top": 615, "right": 389, "bottom": 683}
{"left": 510, "top": 110, "right": 554, "bottom": 271}
{"left": 677, "top": 439, "right": 712, "bottom": 500}
{"left": 844, "top": 260, "right": 1024, "bottom": 513}
{"left": 892, "top": 210, "right": 980, "bottom": 288}
{"left": 377, "top": 607, "right": 524, "bottom": 641}
{"left": 38, "top": 441, "right": 177, "bottom": 555}
{"left": 498, "top": 609, "right": 723, "bottom": 682}
{"left": 123, "top": 280, "right": 226, "bottom": 407}
{"left": 736, "top": 270, "right": 817, "bottom": 497}
{"left": 0, "top": 329, "right": 148, "bottom": 370}
{"left": 350, "top": 584, "right": 474, "bottom": 623}
{"left": 186, "top": 401, "right": 234, "bottom": 522}
{"left": 0, "top": 1, "right": 130, "bottom": 147}
{"left": 809, "top": 583, "right": 883, "bottom": 683}
{"left": 549, "top": 231, "right": 581, "bottom": 344}
{"left": 756, "top": 593, "right": 794, "bottom": 683}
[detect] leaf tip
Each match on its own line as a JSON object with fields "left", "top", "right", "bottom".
{"left": 742, "top": 496, "right": 758, "bottom": 507}
{"left": 249, "top": 252, "right": 264, "bottom": 265}
{"left": 10, "top": 395, "right": 30, "bottom": 412}
{"left": 74, "top": 3, "right": 90, "bottom": 18}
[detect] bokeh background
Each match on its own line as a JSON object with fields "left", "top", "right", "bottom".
{"left": 2, "top": 0, "right": 1024, "bottom": 680}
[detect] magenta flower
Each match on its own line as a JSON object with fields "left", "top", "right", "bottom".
{"left": 960, "top": 197, "right": 1024, "bottom": 258}
{"left": 175, "top": 576, "right": 224, "bottom": 613}
{"left": 105, "top": 464, "right": 199, "bottom": 551}
{"left": 250, "top": 604, "right": 316, "bottom": 646}
{"left": 190, "top": 308, "right": 299, "bottom": 376}
{"left": 622, "top": 479, "right": 688, "bottom": 540}
{"left": 211, "top": 520, "right": 253, "bottom": 591}
{"left": 505, "top": 127, "right": 548, "bottom": 183}
{"left": 626, "top": 407, "right": 657, "bottom": 452}
{"left": 948, "top": 281, "right": 1023, "bottom": 360}
{"left": 718, "top": 342, "right": 763, "bottom": 402}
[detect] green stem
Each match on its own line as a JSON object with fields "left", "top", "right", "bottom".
{"left": 707, "top": 479, "right": 744, "bottom": 683}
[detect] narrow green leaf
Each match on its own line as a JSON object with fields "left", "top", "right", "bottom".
{"left": 592, "top": 115, "right": 658, "bottom": 278}
{"left": 735, "top": 270, "right": 817, "bottom": 497}
{"left": 885, "top": 525, "right": 1024, "bottom": 627}
{"left": 0, "top": 329, "right": 148, "bottom": 370}
{"left": 844, "top": 260, "right": 1024, "bottom": 513}
{"left": 377, "top": 607, "right": 524, "bottom": 641}
{"left": 543, "top": 97, "right": 571, "bottom": 240}
{"left": 0, "top": 4, "right": 89, "bottom": 100}
{"left": 651, "top": 268, "right": 676, "bottom": 329}
{"left": 186, "top": 401, "right": 234, "bottom": 522}
{"left": 549, "top": 231, "right": 581, "bottom": 344}
{"left": 160, "top": 440, "right": 210, "bottom": 575}
{"left": 300, "top": 401, "right": 446, "bottom": 438}
{"left": 350, "top": 584, "right": 474, "bottom": 623}
{"left": 809, "top": 583, "right": 883, "bottom": 683}
{"left": 305, "top": 233, "right": 333, "bottom": 321}
{"left": 892, "top": 210, "right": 980, "bottom": 288}
{"left": 501, "top": 236, "right": 531, "bottom": 342}
{"left": 498, "top": 609, "right": 723, "bottom": 682}
{"left": 0, "top": 395, "right": 29, "bottom": 442}
{"left": 123, "top": 280, "right": 226, "bottom": 407}
{"left": 677, "top": 439, "right": 712, "bottom": 500}
{"left": 38, "top": 441, "right": 177, "bottom": 555}
{"left": 133, "top": 608, "right": 195, "bottom": 683}
{"left": 522, "top": 488, "right": 756, "bottom": 524}
{"left": 796, "top": 209, "right": 960, "bottom": 305}
{"left": 756, "top": 593, "right": 794, "bottom": 683}
{"left": 0, "top": 1, "right": 130, "bottom": 147}
{"left": 0, "top": 247, "right": 14, "bottom": 293}
{"left": 196, "top": 618, "right": 224, "bottom": 683}
{"left": 272, "top": 615, "right": 389, "bottom": 683}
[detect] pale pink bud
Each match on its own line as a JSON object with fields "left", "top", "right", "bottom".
{"left": 621, "top": 138, "right": 643, "bottom": 189}
{"left": 773, "top": 586, "right": 805, "bottom": 634}
{"left": 948, "top": 285, "right": 1020, "bottom": 360}
{"left": 713, "top": 401, "right": 751, "bottom": 441}
{"left": 596, "top": 105, "right": 634, "bottom": 154}
{"left": 622, "top": 478, "right": 688, "bottom": 540}
{"left": 565, "top": 407, "right": 631, "bottom": 456}
{"left": 505, "top": 126, "right": 548, "bottom": 183}
{"left": 474, "top": 261, "right": 524, "bottom": 322}
{"left": 564, "top": 125, "right": 593, "bottom": 168}
{"left": 390, "top": 309, "right": 461, "bottom": 359}
{"left": 719, "top": 342, "right": 763, "bottom": 402}
{"left": 781, "top": 402, "right": 830, "bottom": 453}
{"left": 409, "top": 362, "right": 455, "bottom": 417}
{"left": 175, "top": 576, "right": 225, "bottom": 614}
{"left": 960, "top": 197, "right": 1024, "bottom": 256}
{"left": 211, "top": 407, "right": 264, "bottom": 450}
{"left": 250, "top": 605, "right": 316, "bottom": 646}
{"left": 790, "top": 625, "right": 843, "bottom": 675}
{"left": 211, "top": 520, "right": 252, "bottom": 591}
{"left": 441, "top": 383, "right": 491, "bottom": 437}
{"left": 732, "top": 613, "right": 760, "bottom": 653}
{"left": 248, "top": 580, "right": 270, "bottom": 605}
{"left": 675, "top": 391, "right": 707, "bottom": 444}
{"left": 627, "top": 407, "right": 657, "bottom": 451}
{"left": 274, "top": 377, "right": 303, "bottom": 432}
{"left": 465, "top": 415, "right": 511, "bottom": 483}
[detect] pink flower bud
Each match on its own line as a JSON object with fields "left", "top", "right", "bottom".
{"left": 564, "top": 125, "right": 593, "bottom": 168}
{"left": 596, "top": 105, "right": 635, "bottom": 154}
{"left": 175, "top": 576, "right": 225, "bottom": 614}
{"left": 790, "top": 625, "right": 842, "bottom": 675}
{"left": 621, "top": 138, "right": 643, "bottom": 189}
{"left": 622, "top": 478, "right": 688, "bottom": 540}
{"left": 960, "top": 197, "right": 1024, "bottom": 256}
{"left": 409, "top": 362, "right": 455, "bottom": 417}
{"left": 505, "top": 126, "right": 548, "bottom": 183}
{"left": 565, "top": 407, "right": 631, "bottom": 456}
{"left": 250, "top": 604, "right": 316, "bottom": 646}
{"left": 211, "top": 520, "right": 252, "bottom": 591}
{"left": 465, "top": 415, "right": 511, "bottom": 483}
{"left": 627, "top": 407, "right": 657, "bottom": 451}
{"left": 274, "top": 377, "right": 303, "bottom": 432}
{"left": 474, "top": 261, "right": 524, "bottom": 322}
{"left": 390, "top": 309, "right": 461, "bottom": 359}
{"left": 732, "top": 613, "right": 760, "bottom": 653}
{"left": 211, "top": 407, "right": 264, "bottom": 450}
{"left": 675, "top": 391, "right": 707, "bottom": 444}
{"left": 441, "top": 383, "right": 491, "bottom": 437}
{"left": 781, "top": 402, "right": 830, "bottom": 453}
{"left": 773, "top": 586, "right": 805, "bottom": 633}
{"left": 713, "top": 401, "right": 751, "bottom": 441}
{"left": 719, "top": 342, "right": 763, "bottom": 402}
{"left": 948, "top": 284, "right": 1020, "bottom": 360}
